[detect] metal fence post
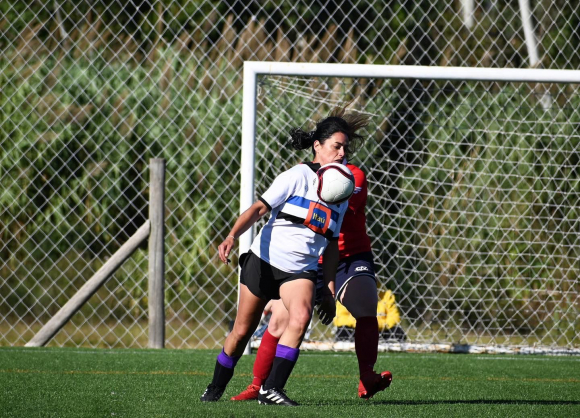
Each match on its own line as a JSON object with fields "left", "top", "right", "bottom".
{"left": 148, "top": 158, "right": 166, "bottom": 348}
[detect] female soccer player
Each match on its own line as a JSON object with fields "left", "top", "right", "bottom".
{"left": 231, "top": 162, "right": 392, "bottom": 401}
{"left": 200, "top": 107, "right": 369, "bottom": 406}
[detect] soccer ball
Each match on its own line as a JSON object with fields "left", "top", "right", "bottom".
{"left": 316, "top": 163, "right": 355, "bottom": 204}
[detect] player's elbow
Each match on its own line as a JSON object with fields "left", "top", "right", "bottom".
{"left": 253, "top": 200, "right": 270, "bottom": 217}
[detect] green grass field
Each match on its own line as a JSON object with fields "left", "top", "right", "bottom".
{"left": 1, "top": 347, "right": 579, "bottom": 417}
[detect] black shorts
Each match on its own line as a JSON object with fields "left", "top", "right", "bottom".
{"left": 315, "top": 251, "right": 376, "bottom": 302}
{"left": 240, "top": 251, "right": 318, "bottom": 301}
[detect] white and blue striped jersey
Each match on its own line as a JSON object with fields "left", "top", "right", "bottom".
{"left": 251, "top": 162, "right": 348, "bottom": 273}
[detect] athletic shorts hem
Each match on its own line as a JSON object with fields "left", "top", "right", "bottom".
{"left": 335, "top": 273, "right": 376, "bottom": 301}
{"left": 240, "top": 251, "right": 317, "bottom": 301}
{"left": 315, "top": 251, "right": 376, "bottom": 303}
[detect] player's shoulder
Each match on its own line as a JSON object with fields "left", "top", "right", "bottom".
{"left": 346, "top": 163, "right": 366, "bottom": 178}
{"left": 293, "top": 163, "right": 313, "bottom": 171}
{"left": 277, "top": 164, "right": 314, "bottom": 186}
{"left": 346, "top": 163, "right": 363, "bottom": 173}
{"left": 280, "top": 163, "right": 309, "bottom": 176}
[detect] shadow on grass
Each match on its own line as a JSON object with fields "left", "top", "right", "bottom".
{"left": 306, "top": 399, "right": 580, "bottom": 406}
{"left": 383, "top": 400, "right": 580, "bottom": 406}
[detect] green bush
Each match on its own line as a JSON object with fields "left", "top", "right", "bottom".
{"left": 1, "top": 52, "right": 579, "bottom": 343}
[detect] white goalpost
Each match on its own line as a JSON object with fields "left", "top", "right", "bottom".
{"left": 241, "top": 61, "right": 580, "bottom": 354}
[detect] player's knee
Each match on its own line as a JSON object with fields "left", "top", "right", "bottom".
{"left": 230, "top": 322, "right": 253, "bottom": 343}
{"left": 268, "top": 316, "right": 288, "bottom": 336}
{"left": 288, "top": 307, "right": 312, "bottom": 333}
{"left": 350, "top": 305, "right": 377, "bottom": 319}
{"left": 341, "top": 276, "right": 378, "bottom": 319}
{"left": 344, "top": 293, "right": 377, "bottom": 318}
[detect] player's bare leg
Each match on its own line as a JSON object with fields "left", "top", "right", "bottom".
{"left": 224, "top": 284, "right": 268, "bottom": 356}
{"left": 231, "top": 300, "right": 289, "bottom": 401}
{"left": 202, "top": 283, "right": 267, "bottom": 402}
{"left": 259, "top": 279, "right": 314, "bottom": 406}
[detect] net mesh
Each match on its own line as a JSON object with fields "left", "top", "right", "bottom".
{"left": 253, "top": 74, "right": 580, "bottom": 350}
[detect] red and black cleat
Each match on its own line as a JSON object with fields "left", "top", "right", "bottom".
{"left": 358, "top": 371, "right": 393, "bottom": 399}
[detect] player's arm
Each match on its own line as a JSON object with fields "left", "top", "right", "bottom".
{"left": 321, "top": 240, "right": 339, "bottom": 293}
{"left": 348, "top": 167, "right": 367, "bottom": 214}
{"left": 219, "top": 169, "right": 298, "bottom": 264}
{"left": 218, "top": 200, "right": 269, "bottom": 264}
{"left": 318, "top": 239, "right": 339, "bottom": 325}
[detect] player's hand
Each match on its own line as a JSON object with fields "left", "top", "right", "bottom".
{"left": 263, "top": 300, "right": 274, "bottom": 315}
{"left": 317, "top": 294, "right": 336, "bottom": 325}
{"left": 217, "top": 235, "right": 235, "bottom": 265}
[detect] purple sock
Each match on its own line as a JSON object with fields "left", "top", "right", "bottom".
{"left": 217, "top": 348, "right": 241, "bottom": 369}
{"left": 275, "top": 344, "right": 300, "bottom": 362}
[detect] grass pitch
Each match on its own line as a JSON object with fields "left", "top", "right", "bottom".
{"left": 1, "top": 347, "right": 579, "bottom": 417}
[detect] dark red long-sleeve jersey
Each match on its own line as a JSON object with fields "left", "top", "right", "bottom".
{"left": 337, "top": 163, "right": 372, "bottom": 259}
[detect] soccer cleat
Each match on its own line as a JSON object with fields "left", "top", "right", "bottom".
{"left": 200, "top": 383, "right": 225, "bottom": 402}
{"left": 358, "top": 371, "right": 393, "bottom": 399}
{"left": 230, "top": 384, "right": 260, "bottom": 401}
{"left": 258, "top": 386, "right": 299, "bottom": 406}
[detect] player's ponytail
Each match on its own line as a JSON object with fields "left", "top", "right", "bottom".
{"left": 327, "top": 103, "right": 370, "bottom": 156}
{"left": 289, "top": 102, "right": 370, "bottom": 157}
{"left": 289, "top": 127, "right": 316, "bottom": 150}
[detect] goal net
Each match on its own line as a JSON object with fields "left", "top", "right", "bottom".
{"left": 243, "top": 63, "right": 580, "bottom": 354}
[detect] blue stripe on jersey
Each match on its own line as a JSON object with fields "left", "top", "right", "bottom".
{"left": 285, "top": 196, "right": 339, "bottom": 222}
{"left": 286, "top": 195, "right": 312, "bottom": 209}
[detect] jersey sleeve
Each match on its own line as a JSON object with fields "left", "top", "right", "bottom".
{"left": 348, "top": 165, "right": 367, "bottom": 215}
{"left": 259, "top": 168, "right": 301, "bottom": 211}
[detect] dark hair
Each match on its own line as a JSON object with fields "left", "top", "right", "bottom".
{"left": 289, "top": 104, "right": 370, "bottom": 157}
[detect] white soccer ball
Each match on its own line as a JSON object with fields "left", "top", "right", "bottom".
{"left": 316, "top": 163, "right": 355, "bottom": 204}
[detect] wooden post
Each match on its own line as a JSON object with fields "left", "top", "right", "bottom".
{"left": 148, "top": 158, "right": 166, "bottom": 348}
{"left": 26, "top": 221, "right": 151, "bottom": 347}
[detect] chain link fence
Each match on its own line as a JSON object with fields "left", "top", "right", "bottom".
{"left": 1, "top": 0, "right": 579, "bottom": 349}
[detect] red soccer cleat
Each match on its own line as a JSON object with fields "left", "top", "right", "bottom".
{"left": 358, "top": 371, "right": 393, "bottom": 399}
{"left": 230, "top": 384, "right": 260, "bottom": 401}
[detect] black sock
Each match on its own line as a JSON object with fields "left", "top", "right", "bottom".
{"left": 263, "top": 357, "right": 298, "bottom": 390}
{"left": 211, "top": 361, "right": 235, "bottom": 388}
{"left": 211, "top": 349, "right": 240, "bottom": 388}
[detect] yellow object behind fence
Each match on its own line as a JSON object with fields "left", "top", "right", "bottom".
{"left": 334, "top": 289, "right": 401, "bottom": 331}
